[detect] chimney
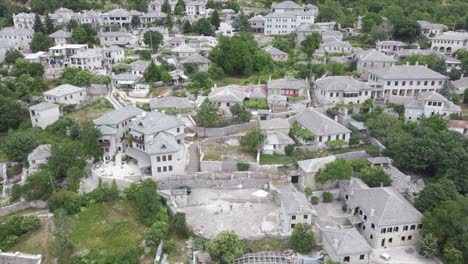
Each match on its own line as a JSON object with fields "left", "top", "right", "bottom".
{"left": 334, "top": 115, "right": 338, "bottom": 122}
{"left": 461, "top": 73, "right": 464, "bottom": 79}
{"left": 370, "top": 209, "right": 375, "bottom": 216}
{"left": 305, "top": 77, "right": 308, "bottom": 83}
{"left": 415, "top": 61, "right": 419, "bottom": 66}
{"left": 406, "top": 61, "right": 409, "bottom": 66}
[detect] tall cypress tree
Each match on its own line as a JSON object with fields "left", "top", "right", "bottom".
{"left": 33, "top": 14, "right": 45, "bottom": 33}
{"left": 44, "top": 15, "right": 55, "bottom": 34}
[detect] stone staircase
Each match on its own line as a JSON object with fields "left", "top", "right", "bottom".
{"left": 186, "top": 142, "right": 200, "bottom": 174}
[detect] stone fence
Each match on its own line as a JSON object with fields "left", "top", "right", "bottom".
{"left": 195, "top": 121, "right": 257, "bottom": 137}
{"left": 0, "top": 200, "right": 48, "bottom": 217}
{"left": 369, "top": 136, "right": 386, "bottom": 151}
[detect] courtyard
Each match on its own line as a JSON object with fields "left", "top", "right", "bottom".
{"left": 201, "top": 138, "right": 257, "bottom": 162}
{"left": 179, "top": 188, "right": 281, "bottom": 239}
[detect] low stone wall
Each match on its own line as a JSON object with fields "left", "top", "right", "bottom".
{"left": 0, "top": 200, "right": 48, "bottom": 217}
{"left": 195, "top": 121, "right": 257, "bottom": 137}
{"left": 369, "top": 136, "right": 386, "bottom": 151}
{"left": 158, "top": 178, "right": 270, "bottom": 190}
{"left": 87, "top": 84, "right": 108, "bottom": 95}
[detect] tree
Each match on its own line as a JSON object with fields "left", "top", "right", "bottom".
{"left": 143, "top": 30, "right": 163, "bottom": 51}
{"left": 240, "top": 127, "right": 264, "bottom": 153}
{"left": 304, "top": 187, "right": 312, "bottom": 197}
{"left": 183, "top": 20, "right": 192, "bottom": 33}
{"left": 209, "top": 33, "right": 257, "bottom": 75}
{"left": 253, "top": 50, "right": 274, "bottom": 72}
{"left": 208, "top": 64, "right": 224, "bottom": 80}
{"left": 144, "top": 61, "right": 161, "bottom": 83}
{"left": 301, "top": 33, "right": 321, "bottom": 58}
{"left": 417, "top": 233, "right": 437, "bottom": 257}
{"left": 392, "top": 18, "right": 421, "bottom": 42}
{"left": 161, "top": 0, "right": 171, "bottom": 14}
{"left": 54, "top": 209, "right": 74, "bottom": 262}
{"left": 31, "top": 32, "right": 53, "bottom": 52}
{"left": 33, "top": 14, "right": 44, "bottom": 33}
{"left": 48, "top": 190, "right": 81, "bottom": 215}
{"left": 145, "top": 220, "right": 169, "bottom": 245}
{"left": 414, "top": 178, "right": 458, "bottom": 213}
{"left": 232, "top": 11, "right": 251, "bottom": 32}
{"left": 192, "top": 18, "right": 215, "bottom": 36}
{"left": 229, "top": 103, "right": 251, "bottom": 122}
{"left": 443, "top": 244, "right": 464, "bottom": 264}
{"left": 2, "top": 130, "right": 36, "bottom": 162}
{"left": 44, "top": 15, "right": 55, "bottom": 34}
{"left": 0, "top": 97, "right": 28, "bottom": 132}
{"left": 161, "top": 70, "right": 172, "bottom": 83}
{"left": 174, "top": 0, "right": 185, "bottom": 15}
{"left": 124, "top": 179, "right": 165, "bottom": 225}
{"left": 358, "top": 166, "right": 392, "bottom": 187}
{"left": 210, "top": 10, "right": 220, "bottom": 29}
{"left": 316, "top": 158, "right": 353, "bottom": 183}
{"left": 207, "top": 231, "right": 244, "bottom": 264}
{"left": 173, "top": 212, "right": 189, "bottom": 237}
{"left": 195, "top": 99, "right": 219, "bottom": 127}
{"left": 289, "top": 224, "right": 315, "bottom": 253}
{"left": 22, "top": 168, "right": 53, "bottom": 200}
{"left": 79, "top": 122, "right": 103, "bottom": 158}
{"left": 5, "top": 49, "right": 23, "bottom": 64}
{"left": 72, "top": 24, "right": 97, "bottom": 46}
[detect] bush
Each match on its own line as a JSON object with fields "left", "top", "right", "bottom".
{"left": 304, "top": 187, "right": 312, "bottom": 197}
{"left": 289, "top": 224, "right": 315, "bottom": 253}
{"left": 48, "top": 190, "right": 81, "bottom": 215}
{"left": 173, "top": 212, "right": 190, "bottom": 238}
{"left": 240, "top": 127, "right": 264, "bottom": 153}
{"left": 237, "top": 162, "right": 250, "bottom": 171}
{"left": 0, "top": 215, "right": 40, "bottom": 250}
{"left": 322, "top": 192, "right": 334, "bottom": 203}
{"left": 285, "top": 144, "right": 295, "bottom": 156}
{"left": 311, "top": 196, "right": 319, "bottom": 205}
{"left": 243, "top": 99, "right": 269, "bottom": 110}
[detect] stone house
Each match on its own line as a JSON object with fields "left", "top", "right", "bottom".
{"left": 69, "top": 48, "right": 103, "bottom": 70}
{"left": 186, "top": 0, "right": 208, "bottom": 16}
{"left": 180, "top": 53, "right": 212, "bottom": 72}
{"left": 0, "top": 27, "right": 34, "bottom": 51}
{"left": 322, "top": 227, "right": 372, "bottom": 264}
{"left": 452, "top": 76, "right": 468, "bottom": 95}
{"left": 13, "top": 13, "right": 39, "bottom": 30}
{"left": 248, "top": 15, "right": 264, "bottom": 34}
{"left": 376, "top": 41, "right": 407, "bottom": 56}
{"left": 49, "top": 7, "right": 74, "bottom": 25}
{"left": 313, "top": 76, "right": 372, "bottom": 108}
{"left": 148, "top": 0, "right": 177, "bottom": 13}
{"left": 98, "top": 31, "right": 133, "bottom": 47}
{"left": 126, "top": 111, "right": 186, "bottom": 180}
{"left": 172, "top": 43, "right": 197, "bottom": 58}
{"left": 149, "top": 96, "right": 195, "bottom": 113}
{"left": 355, "top": 49, "right": 395, "bottom": 79}
{"left": 27, "top": 144, "right": 51, "bottom": 172}
{"left": 208, "top": 84, "right": 250, "bottom": 116}
{"left": 417, "top": 20, "right": 447, "bottom": 37}
{"left": 263, "top": 46, "right": 289, "bottom": 61}
{"left": 297, "top": 155, "right": 337, "bottom": 190}
{"left": 101, "top": 9, "right": 133, "bottom": 28}
{"left": 267, "top": 76, "right": 310, "bottom": 98}
{"left": 94, "top": 106, "right": 144, "bottom": 161}
{"left": 130, "top": 60, "right": 150, "bottom": 76}
{"left": 72, "top": 10, "right": 102, "bottom": 27}
{"left": 140, "top": 12, "right": 167, "bottom": 25}
{"left": 259, "top": 118, "right": 294, "bottom": 155}
{"left": 320, "top": 40, "right": 353, "bottom": 54}
{"left": 43, "top": 84, "right": 87, "bottom": 105}
{"left": 49, "top": 30, "right": 72, "bottom": 45}
{"left": 49, "top": 44, "right": 88, "bottom": 59}
{"left": 404, "top": 91, "right": 461, "bottom": 121}
{"left": 0, "top": 251, "right": 42, "bottom": 264}
{"left": 112, "top": 73, "right": 141, "bottom": 89}
{"left": 102, "top": 46, "right": 125, "bottom": 65}
{"left": 29, "top": 102, "right": 61, "bottom": 129}
{"left": 166, "top": 36, "right": 185, "bottom": 48}
{"left": 278, "top": 191, "right": 314, "bottom": 234}
{"left": 430, "top": 31, "right": 468, "bottom": 55}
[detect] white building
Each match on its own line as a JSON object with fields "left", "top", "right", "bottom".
{"left": 320, "top": 39, "right": 353, "bottom": 54}
{"left": 102, "top": 46, "right": 125, "bottom": 65}
{"left": 0, "top": 27, "right": 34, "bottom": 51}
{"left": 148, "top": 0, "right": 178, "bottom": 13}
{"left": 259, "top": 118, "right": 294, "bottom": 155}
{"left": 72, "top": 10, "right": 102, "bottom": 26}
{"left": 248, "top": 15, "right": 265, "bottom": 34}
{"left": 98, "top": 31, "right": 133, "bottom": 46}
{"left": 171, "top": 43, "right": 197, "bottom": 58}
{"left": 94, "top": 106, "right": 144, "bottom": 161}
{"left": 69, "top": 48, "right": 103, "bottom": 70}
{"left": 264, "top": 1, "right": 315, "bottom": 35}
{"left": 13, "top": 13, "right": 39, "bottom": 30}
{"left": 130, "top": 60, "right": 150, "bottom": 76}
{"left": 208, "top": 84, "right": 250, "bottom": 116}
{"left": 431, "top": 31, "right": 468, "bottom": 55}
{"left": 376, "top": 41, "right": 407, "bottom": 56}
{"left": 49, "top": 7, "right": 74, "bottom": 25}
{"left": 417, "top": 20, "right": 447, "bottom": 37}
{"left": 263, "top": 46, "right": 289, "bottom": 61}
{"left": 43, "top": 84, "right": 87, "bottom": 105}
{"left": 29, "top": 102, "right": 61, "bottom": 129}
{"left": 343, "top": 181, "right": 423, "bottom": 249}
{"left": 278, "top": 191, "right": 314, "bottom": 234}
{"left": 322, "top": 227, "right": 372, "bottom": 264}
{"left": 127, "top": 112, "right": 186, "bottom": 180}
{"left": 355, "top": 49, "right": 395, "bottom": 79}
{"left": 49, "top": 30, "right": 73, "bottom": 45}
{"left": 314, "top": 76, "right": 372, "bottom": 108}
{"left": 404, "top": 91, "right": 461, "bottom": 121}
{"left": 49, "top": 44, "right": 88, "bottom": 58}
{"left": 101, "top": 9, "right": 133, "bottom": 28}
{"left": 185, "top": 0, "right": 208, "bottom": 16}
{"left": 367, "top": 65, "right": 447, "bottom": 99}
{"left": 27, "top": 144, "right": 51, "bottom": 172}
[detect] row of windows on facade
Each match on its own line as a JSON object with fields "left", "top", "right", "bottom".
{"left": 318, "top": 90, "right": 369, "bottom": 98}
{"left": 365, "top": 226, "right": 414, "bottom": 242}
{"left": 368, "top": 75, "right": 444, "bottom": 87}
{"left": 427, "top": 101, "right": 443, "bottom": 106}
{"left": 380, "top": 224, "right": 422, "bottom": 233}
{"left": 266, "top": 25, "right": 296, "bottom": 29}
{"left": 432, "top": 40, "right": 464, "bottom": 45}
{"left": 0, "top": 35, "right": 32, "bottom": 40}
{"left": 156, "top": 154, "right": 173, "bottom": 162}
{"left": 46, "top": 93, "right": 83, "bottom": 101}
{"left": 157, "top": 165, "right": 173, "bottom": 172}
{"left": 266, "top": 31, "right": 291, "bottom": 34}
{"left": 362, "top": 62, "right": 392, "bottom": 68}
{"left": 317, "top": 134, "right": 346, "bottom": 142}
{"left": 291, "top": 214, "right": 308, "bottom": 220}
{"left": 342, "top": 254, "right": 366, "bottom": 262}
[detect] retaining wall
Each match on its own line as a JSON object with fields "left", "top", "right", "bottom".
{"left": 0, "top": 200, "right": 48, "bottom": 217}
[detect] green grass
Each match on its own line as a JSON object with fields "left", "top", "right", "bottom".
{"left": 260, "top": 154, "right": 295, "bottom": 165}
{"left": 66, "top": 98, "right": 114, "bottom": 125}
{"left": 69, "top": 200, "right": 146, "bottom": 255}
{"left": 0, "top": 150, "right": 8, "bottom": 163}
{"left": 243, "top": 238, "right": 287, "bottom": 252}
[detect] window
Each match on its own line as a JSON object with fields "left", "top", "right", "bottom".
{"left": 418, "top": 224, "right": 422, "bottom": 229}
{"left": 157, "top": 156, "right": 161, "bottom": 162}
{"left": 371, "top": 223, "right": 375, "bottom": 229}
{"left": 402, "top": 81, "right": 406, "bottom": 86}
{"left": 394, "top": 227, "right": 399, "bottom": 232}
{"left": 359, "top": 210, "right": 363, "bottom": 216}
{"left": 417, "top": 81, "right": 421, "bottom": 85}
{"left": 370, "top": 234, "right": 373, "bottom": 239}
{"left": 408, "top": 235, "right": 412, "bottom": 240}
{"left": 292, "top": 215, "right": 296, "bottom": 220}
{"left": 403, "top": 226, "right": 408, "bottom": 231}
{"left": 360, "top": 255, "right": 365, "bottom": 260}
{"left": 410, "top": 225, "right": 416, "bottom": 230}
{"left": 177, "top": 127, "right": 180, "bottom": 133}
{"left": 345, "top": 195, "right": 349, "bottom": 200}
{"left": 163, "top": 166, "right": 167, "bottom": 172}
{"left": 157, "top": 167, "right": 161, "bottom": 172}
{"left": 424, "top": 81, "right": 428, "bottom": 86}
{"left": 291, "top": 224, "right": 295, "bottom": 228}
{"left": 162, "top": 156, "right": 167, "bottom": 161}
{"left": 387, "top": 81, "right": 391, "bottom": 86}
{"left": 410, "top": 81, "right": 413, "bottom": 85}
{"left": 387, "top": 227, "right": 392, "bottom": 233}
{"left": 304, "top": 215, "right": 308, "bottom": 219}
{"left": 364, "top": 215, "right": 367, "bottom": 221}
{"left": 381, "top": 228, "right": 386, "bottom": 234}
{"left": 431, "top": 81, "right": 435, "bottom": 86}
{"left": 389, "top": 238, "right": 393, "bottom": 243}
{"left": 343, "top": 256, "right": 350, "bottom": 262}
{"left": 402, "top": 236, "right": 406, "bottom": 241}
{"left": 169, "top": 166, "right": 173, "bottom": 171}
{"left": 395, "top": 81, "right": 399, "bottom": 86}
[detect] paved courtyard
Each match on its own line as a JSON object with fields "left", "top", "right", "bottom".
{"left": 180, "top": 188, "right": 281, "bottom": 239}
{"left": 371, "top": 246, "right": 437, "bottom": 264}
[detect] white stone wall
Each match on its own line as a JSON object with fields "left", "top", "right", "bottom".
{"left": 265, "top": 15, "right": 314, "bottom": 35}
{"left": 30, "top": 107, "right": 60, "bottom": 129}
{"left": 314, "top": 88, "right": 372, "bottom": 108}
{"left": 368, "top": 74, "right": 445, "bottom": 97}
{"left": 150, "top": 149, "right": 186, "bottom": 180}
{"left": 357, "top": 61, "right": 394, "bottom": 80}
{"left": 44, "top": 90, "right": 87, "bottom": 105}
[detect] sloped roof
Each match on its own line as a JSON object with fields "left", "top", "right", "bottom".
{"left": 265, "top": 132, "right": 294, "bottom": 145}
{"left": 248, "top": 15, "right": 264, "bottom": 22}
{"left": 322, "top": 227, "right": 372, "bottom": 257}
{"left": 405, "top": 91, "right": 461, "bottom": 112}
{"left": 172, "top": 43, "right": 196, "bottom": 53}
{"left": 180, "top": 53, "right": 211, "bottom": 64}
{"left": 149, "top": 96, "right": 195, "bottom": 109}
{"left": 315, "top": 76, "right": 370, "bottom": 92}
{"left": 272, "top": 1, "right": 302, "bottom": 9}
{"left": 293, "top": 109, "right": 351, "bottom": 136}
{"left": 267, "top": 77, "right": 310, "bottom": 90}
{"left": 263, "top": 46, "right": 288, "bottom": 56}
{"left": 297, "top": 155, "right": 336, "bottom": 173}
{"left": 130, "top": 60, "right": 150, "bottom": 72}
{"left": 260, "top": 118, "right": 290, "bottom": 131}
{"left": 43, "top": 84, "right": 86, "bottom": 97}
{"left": 452, "top": 77, "right": 468, "bottom": 89}
{"left": 129, "top": 111, "right": 181, "bottom": 135}
{"left": 49, "top": 30, "right": 72, "bottom": 38}
{"left": 279, "top": 191, "right": 314, "bottom": 215}
{"left": 208, "top": 85, "right": 249, "bottom": 103}
{"left": 146, "top": 131, "right": 180, "bottom": 154}
{"left": 347, "top": 187, "right": 422, "bottom": 226}
{"left": 93, "top": 106, "right": 144, "bottom": 125}
{"left": 29, "top": 102, "right": 59, "bottom": 111}
{"left": 112, "top": 73, "right": 140, "bottom": 82}
{"left": 368, "top": 65, "right": 447, "bottom": 80}
{"left": 431, "top": 31, "right": 468, "bottom": 41}
{"left": 356, "top": 48, "right": 395, "bottom": 62}
{"left": 97, "top": 125, "right": 118, "bottom": 135}
{"left": 27, "top": 144, "right": 51, "bottom": 162}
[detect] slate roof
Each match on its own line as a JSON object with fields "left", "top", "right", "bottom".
{"left": 267, "top": 77, "right": 310, "bottom": 90}
{"left": 126, "top": 147, "right": 151, "bottom": 168}
{"left": 293, "top": 109, "right": 351, "bottom": 136}
{"left": 405, "top": 91, "right": 461, "bottom": 112}
{"left": 172, "top": 43, "right": 196, "bottom": 53}
{"left": 248, "top": 15, "right": 264, "bottom": 22}
{"left": 29, "top": 102, "right": 59, "bottom": 111}
{"left": 448, "top": 119, "right": 468, "bottom": 129}
{"left": 250, "top": 85, "right": 268, "bottom": 99}
{"left": 315, "top": 76, "right": 370, "bottom": 92}
{"left": 146, "top": 131, "right": 180, "bottom": 154}
{"left": 112, "top": 73, "right": 140, "bottom": 82}
{"left": 93, "top": 105, "right": 144, "bottom": 125}
{"left": 417, "top": 20, "right": 447, "bottom": 30}
{"left": 452, "top": 77, "right": 468, "bottom": 89}
{"left": 98, "top": 31, "right": 132, "bottom": 37}
{"left": 70, "top": 49, "right": 102, "bottom": 58}
{"left": 260, "top": 118, "right": 290, "bottom": 131}
{"left": 263, "top": 46, "right": 288, "bottom": 56}
{"left": 431, "top": 31, "right": 468, "bottom": 41}
{"left": 49, "top": 30, "right": 72, "bottom": 38}
{"left": 208, "top": 85, "right": 249, "bottom": 103}
{"left": 265, "top": 132, "right": 294, "bottom": 145}
{"left": 180, "top": 53, "right": 211, "bottom": 64}
{"left": 377, "top": 40, "right": 406, "bottom": 47}
{"left": 322, "top": 40, "right": 352, "bottom": 48}
{"left": 368, "top": 65, "right": 447, "bottom": 80}
{"left": 97, "top": 125, "right": 118, "bottom": 135}
{"left": 271, "top": 1, "right": 302, "bottom": 9}
{"left": 265, "top": 10, "right": 314, "bottom": 18}
{"left": 129, "top": 111, "right": 181, "bottom": 135}
{"left": 297, "top": 155, "right": 336, "bottom": 173}
{"left": 105, "top": 8, "right": 131, "bottom": 17}
{"left": 142, "top": 11, "right": 167, "bottom": 18}
{"left": 356, "top": 49, "right": 395, "bottom": 62}
{"left": 322, "top": 227, "right": 372, "bottom": 257}
{"left": 130, "top": 60, "right": 150, "bottom": 72}
{"left": 27, "top": 144, "right": 51, "bottom": 162}
{"left": 279, "top": 191, "right": 313, "bottom": 215}
{"left": 149, "top": 96, "right": 195, "bottom": 109}
{"left": 43, "top": 84, "right": 86, "bottom": 97}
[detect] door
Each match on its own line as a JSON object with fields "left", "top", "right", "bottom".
{"left": 291, "top": 175, "right": 299, "bottom": 183}
{"left": 381, "top": 239, "right": 385, "bottom": 247}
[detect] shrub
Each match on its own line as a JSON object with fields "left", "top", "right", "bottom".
{"left": 304, "top": 187, "right": 312, "bottom": 197}
{"left": 358, "top": 166, "right": 392, "bottom": 187}
{"left": 311, "top": 196, "right": 319, "bottom": 205}
{"left": 48, "top": 190, "right": 82, "bottom": 215}
{"left": 240, "top": 127, "right": 264, "bottom": 153}
{"left": 322, "top": 192, "right": 334, "bottom": 203}
{"left": 289, "top": 223, "right": 315, "bottom": 253}
{"left": 237, "top": 162, "right": 250, "bottom": 171}
{"left": 285, "top": 144, "right": 295, "bottom": 156}
{"left": 243, "top": 99, "right": 269, "bottom": 110}
{"left": 173, "top": 212, "right": 190, "bottom": 238}
{"left": 289, "top": 121, "right": 315, "bottom": 141}
{"left": 325, "top": 139, "right": 346, "bottom": 149}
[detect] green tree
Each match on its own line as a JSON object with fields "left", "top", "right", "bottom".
{"left": 464, "top": 88, "right": 468, "bottom": 104}
{"left": 143, "top": 30, "right": 163, "bottom": 51}
{"left": 392, "top": 18, "right": 421, "bottom": 42}
{"left": 192, "top": 18, "right": 215, "bottom": 36}
{"left": 124, "top": 179, "right": 165, "bottom": 225}
{"left": 240, "top": 127, "right": 264, "bottom": 153}
{"left": 183, "top": 20, "right": 192, "bottom": 33}
{"left": 144, "top": 61, "right": 161, "bottom": 83}
{"left": 208, "top": 64, "right": 224, "bottom": 80}
{"left": 210, "top": 10, "right": 220, "bottom": 29}
{"left": 415, "top": 178, "right": 458, "bottom": 213}
{"left": 0, "top": 97, "right": 28, "bottom": 132}
{"left": 79, "top": 122, "right": 103, "bottom": 158}
{"left": 72, "top": 24, "right": 97, "bottom": 46}
{"left": 161, "top": 0, "right": 171, "bottom": 14}
{"left": 417, "top": 233, "right": 437, "bottom": 257}
{"left": 173, "top": 212, "right": 190, "bottom": 238}
{"left": 33, "top": 14, "right": 44, "bottom": 33}
{"left": 145, "top": 219, "right": 169, "bottom": 246}
{"left": 31, "top": 32, "right": 53, "bottom": 52}
{"left": 195, "top": 99, "right": 219, "bottom": 127}
{"left": 44, "top": 14, "right": 55, "bottom": 34}
{"left": 316, "top": 158, "right": 352, "bottom": 183}
{"left": 48, "top": 190, "right": 81, "bottom": 215}
{"left": 358, "top": 166, "right": 392, "bottom": 187}
{"left": 4, "top": 49, "right": 24, "bottom": 64}
{"left": 209, "top": 33, "right": 257, "bottom": 75}
{"left": 232, "top": 11, "right": 251, "bottom": 32}
{"left": 301, "top": 33, "right": 321, "bottom": 58}
{"left": 304, "top": 187, "right": 312, "bottom": 197}
{"left": 443, "top": 243, "right": 464, "bottom": 264}
{"left": 22, "top": 168, "right": 53, "bottom": 200}
{"left": 174, "top": 0, "right": 185, "bottom": 15}
{"left": 161, "top": 70, "right": 172, "bottom": 83}
{"left": 2, "top": 130, "right": 36, "bottom": 162}
{"left": 207, "top": 231, "right": 244, "bottom": 264}
{"left": 289, "top": 223, "right": 315, "bottom": 253}
{"left": 253, "top": 50, "right": 274, "bottom": 72}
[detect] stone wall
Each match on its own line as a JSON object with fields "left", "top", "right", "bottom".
{"left": 0, "top": 200, "right": 48, "bottom": 217}
{"left": 369, "top": 136, "right": 386, "bottom": 151}
{"left": 195, "top": 121, "right": 257, "bottom": 137}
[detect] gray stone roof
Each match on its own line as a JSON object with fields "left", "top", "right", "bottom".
{"left": 322, "top": 40, "right": 352, "bottom": 48}
{"left": 112, "top": 73, "right": 140, "bottom": 82}
{"left": 146, "top": 131, "right": 180, "bottom": 154}
{"left": 172, "top": 43, "right": 196, "bottom": 53}
{"left": 43, "top": 84, "right": 86, "bottom": 97}
{"left": 322, "top": 227, "right": 372, "bottom": 257}
{"left": 347, "top": 186, "right": 423, "bottom": 226}
{"left": 367, "top": 157, "right": 391, "bottom": 165}
{"left": 49, "top": 30, "right": 72, "bottom": 38}
{"left": 272, "top": 1, "right": 302, "bottom": 9}
{"left": 298, "top": 155, "right": 336, "bottom": 173}
{"left": 268, "top": 77, "right": 310, "bottom": 90}
{"left": 130, "top": 60, "right": 150, "bottom": 72}
{"left": 126, "top": 147, "right": 151, "bottom": 168}
{"left": 377, "top": 40, "right": 406, "bottom": 47}
{"left": 292, "top": 109, "right": 351, "bottom": 136}
{"left": 105, "top": 8, "right": 131, "bottom": 17}
{"left": 142, "top": 11, "right": 167, "bottom": 18}
{"left": 208, "top": 85, "right": 248, "bottom": 103}
{"left": 279, "top": 191, "right": 313, "bottom": 215}
{"left": 29, "top": 102, "right": 59, "bottom": 111}
{"left": 97, "top": 125, "right": 117, "bottom": 135}
{"left": 93, "top": 105, "right": 144, "bottom": 125}
{"left": 98, "top": 31, "right": 132, "bottom": 37}
{"left": 265, "top": 132, "right": 294, "bottom": 145}
{"left": 149, "top": 96, "right": 195, "bottom": 109}
{"left": 260, "top": 118, "right": 290, "bottom": 131}
{"left": 368, "top": 65, "right": 447, "bottom": 80}
{"left": 417, "top": 20, "right": 447, "bottom": 30}
{"left": 431, "top": 31, "right": 468, "bottom": 41}
{"left": 180, "top": 53, "right": 211, "bottom": 64}
{"left": 452, "top": 77, "right": 468, "bottom": 89}
{"left": 265, "top": 10, "right": 314, "bottom": 18}
{"left": 248, "top": 15, "right": 264, "bottom": 22}
{"left": 356, "top": 48, "right": 395, "bottom": 62}
{"left": 315, "top": 76, "right": 370, "bottom": 92}
{"left": 27, "top": 144, "right": 51, "bottom": 162}
{"left": 263, "top": 46, "right": 288, "bottom": 56}
{"left": 405, "top": 91, "right": 461, "bottom": 112}
{"left": 70, "top": 49, "right": 102, "bottom": 59}
{"left": 129, "top": 111, "right": 181, "bottom": 135}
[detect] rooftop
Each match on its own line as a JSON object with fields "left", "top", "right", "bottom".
{"left": 271, "top": 1, "right": 302, "bottom": 10}
{"left": 208, "top": 85, "right": 249, "bottom": 103}
{"left": 149, "top": 96, "right": 195, "bottom": 109}
{"left": 355, "top": 48, "right": 395, "bottom": 62}
{"left": 368, "top": 65, "right": 447, "bottom": 80}
{"left": 263, "top": 46, "right": 288, "bottom": 56}
{"left": 322, "top": 227, "right": 372, "bottom": 256}
{"left": 29, "top": 102, "right": 59, "bottom": 111}
{"left": 49, "top": 29, "right": 72, "bottom": 38}
{"left": 43, "top": 84, "right": 86, "bottom": 97}
{"left": 27, "top": 144, "right": 51, "bottom": 162}
{"left": 180, "top": 53, "right": 211, "bottom": 64}
{"left": 292, "top": 109, "right": 351, "bottom": 136}
{"left": 129, "top": 111, "right": 181, "bottom": 135}
{"left": 259, "top": 118, "right": 290, "bottom": 131}
{"left": 93, "top": 105, "right": 144, "bottom": 126}
{"left": 315, "top": 76, "right": 371, "bottom": 92}
{"left": 267, "top": 77, "right": 310, "bottom": 90}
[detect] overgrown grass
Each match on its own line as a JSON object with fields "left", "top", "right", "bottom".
{"left": 66, "top": 98, "right": 114, "bottom": 125}
{"left": 243, "top": 238, "right": 287, "bottom": 252}
{"left": 260, "top": 154, "right": 295, "bottom": 165}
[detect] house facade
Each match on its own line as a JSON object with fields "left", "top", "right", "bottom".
{"left": 98, "top": 31, "right": 133, "bottom": 46}
{"left": 278, "top": 191, "right": 314, "bottom": 234}
{"left": 43, "top": 84, "right": 87, "bottom": 105}
{"left": 29, "top": 102, "right": 61, "bottom": 129}
{"left": 185, "top": 0, "right": 207, "bottom": 16}
{"left": 267, "top": 76, "right": 310, "bottom": 98}
{"left": 376, "top": 41, "right": 406, "bottom": 56}
{"left": 69, "top": 49, "right": 104, "bottom": 70}
{"left": 49, "top": 30, "right": 73, "bottom": 45}
{"left": 404, "top": 91, "right": 461, "bottom": 121}
{"left": 259, "top": 118, "right": 293, "bottom": 155}
{"left": 13, "top": 13, "right": 39, "bottom": 30}
{"left": 430, "top": 31, "right": 468, "bottom": 55}
{"left": 0, "top": 27, "right": 34, "bottom": 51}
{"left": 322, "top": 227, "right": 372, "bottom": 264}
{"left": 355, "top": 49, "right": 395, "bottom": 80}
{"left": 27, "top": 144, "right": 52, "bottom": 172}
{"left": 314, "top": 76, "right": 372, "bottom": 108}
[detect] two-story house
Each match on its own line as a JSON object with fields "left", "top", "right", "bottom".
{"left": 417, "top": 20, "right": 447, "bottom": 37}
{"left": 263, "top": 46, "right": 289, "bottom": 61}
{"left": 404, "top": 91, "right": 461, "bottom": 121}
{"left": 69, "top": 48, "right": 103, "bottom": 70}
{"left": 208, "top": 84, "right": 250, "bottom": 116}
{"left": 278, "top": 191, "right": 314, "bottom": 234}
{"left": 376, "top": 41, "right": 407, "bottom": 56}
{"left": 98, "top": 31, "right": 133, "bottom": 47}
{"left": 322, "top": 227, "right": 372, "bottom": 264}
{"left": 267, "top": 76, "right": 310, "bottom": 99}
{"left": 27, "top": 144, "right": 52, "bottom": 173}
{"left": 367, "top": 65, "right": 447, "bottom": 99}
{"left": 29, "top": 102, "right": 61, "bottom": 129}
{"left": 13, "top": 13, "right": 39, "bottom": 30}
{"left": 126, "top": 112, "right": 186, "bottom": 180}
{"left": 431, "top": 31, "right": 468, "bottom": 55}
{"left": 49, "top": 30, "right": 73, "bottom": 45}
{"left": 355, "top": 49, "right": 395, "bottom": 80}
{"left": 185, "top": 0, "right": 207, "bottom": 16}
{"left": 0, "top": 27, "right": 34, "bottom": 51}
{"left": 43, "top": 84, "right": 87, "bottom": 105}
{"left": 314, "top": 76, "right": 372, "bottom": 108}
